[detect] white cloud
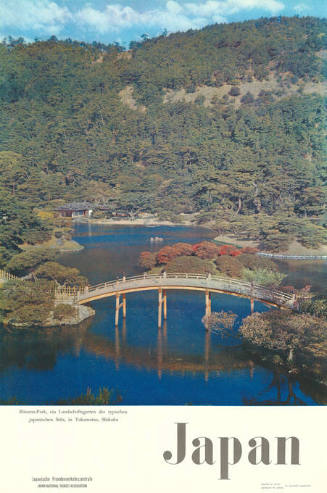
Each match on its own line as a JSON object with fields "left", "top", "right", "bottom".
{"left": 226, "top": 0, "right": 284, "bottom": 14}
{"left": 75, "top": 1, "right": 284, "bottom": 33}
{"left": 294, "top": 3, "right": 310, "bottom": 14}
{"left": 185, "top": 0, "right": 284, "bottom": 16}
{"left": 0, "top": 0, "right": 286, "bottom": 37}
{"left": 167, "top": 1, "right": 183, "bottom": 15}
{"left": 0, "top": 0, "right": 71, "bottom": 34}
{"left": 76, "top": 5, "right": 146, "bottom": 33}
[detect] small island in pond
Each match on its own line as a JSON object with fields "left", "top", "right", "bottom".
{"left": 139, "top": 240, "right": 327, "bottom": 388}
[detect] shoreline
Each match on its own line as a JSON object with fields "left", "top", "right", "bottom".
{"left": 73, "top": 219, "right": 327, "bottom": 259}
{"left": 4, "top": 304, "right": 95, "bottom": 329}
{"left": 22, "top": 237, "right": 84, "bottom": 254}
{"left": 82, "top": 218, "right": 195, "bottom": 227}
{"left": 214, "top": 235, "right": 327, "bottom": 259}
{"left": 213, "top": 234, "right": 259, "bottom": 249}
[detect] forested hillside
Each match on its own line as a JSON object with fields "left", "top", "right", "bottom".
{"left": 0, "top": 16, "right": 326, "bottom": 254}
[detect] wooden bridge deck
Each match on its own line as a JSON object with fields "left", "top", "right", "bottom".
{"left": 0, "top": 269, "right": 296, "bottom": 327}
{"left": 56, "top": 273, "right": 296, "bottom": 309}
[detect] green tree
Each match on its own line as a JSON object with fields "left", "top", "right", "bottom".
{"left": 6, "top": 248, "right": 57, "bottom": 276}
{"left": 0, "top": 280, "right": 55, "bottom": 326}
{"left": 242, "top": 267, "right": 286, "bottom": 286}
{"left": 240, "top": 310, "right": 327, "bottom": 365}
{"left": 35, "top": 262, "right": 87, "bottom": 286}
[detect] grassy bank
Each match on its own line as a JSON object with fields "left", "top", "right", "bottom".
{"left": 214, "top": 235, "right": 327, "bottom": 257}
{"left": 21, "top": 235, "right": 84, "bottom": 253}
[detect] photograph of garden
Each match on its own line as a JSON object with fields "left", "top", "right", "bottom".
{"left": 0, "top": 2, "right": 326, "bottom": 405}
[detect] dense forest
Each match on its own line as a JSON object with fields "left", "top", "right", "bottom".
{"left": 0, "top": 16, "right": 327, "bottom": 259}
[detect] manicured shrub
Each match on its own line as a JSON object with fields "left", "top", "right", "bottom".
{"left": 35, "top": 262, "right": 87, "bottom": 287}
{"left": 53, "top": 304, "right": 77, "bottom": 322}
{"left": 241, "top": 92, "right": 254, "bottom": 103}
{"left": 156, "top": 245, "right": 179, "bottom": 264}
{"left": 138, "top": 251, "right": 157, "bottom": 270}
{"left": 192, "top": 241, "right": 220, "bottom": 259}
{"left": 215, "top": 256, "right": 243, "bottom": 278}
{"left": 240, "top": 311, "right": 327, "bottom": 370}
{"left": 0, "top": 280, "right": 55, "bottom": 326}
{"left": 173, "top": 242, "right": 194, "bottom": 256}
{"left": 300, "top": 297, "right": 327, "bottom": 319}
{"left": 238, "top": 254, "right": 278, "bottom": 271}
{"left": 217, "top": 244, "right": 242, "bottom": 256}
{"left": 229, "top": 86, "right": 241, "bottom": 96}
{"left": 22, "top": 228, "right": 51, "bottom": 245}
{"left": 242, "top": 268, "right": 286, "bottom": 286}
{"left": 166, "top": 256, "right": 215, "bottom": 274}
{"left": 6, "top": 248, "right": 57, "bottom": 276}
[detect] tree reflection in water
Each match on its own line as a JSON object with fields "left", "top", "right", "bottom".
{"left": 243, "top": 373, "right": 307, "bottom": 406}
{"left": 0, "top": 320, "right": 92, "bottom": 372}
{"left": 0, "top": 319, "right": 322, "bottom": 405}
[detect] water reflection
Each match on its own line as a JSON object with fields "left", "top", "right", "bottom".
{"left": 0, "top": 318, "right": 321, "bottom": 405}
{"left": 0, "top": 321, "right": 251, "bottom": 378}
{"left": 1, "top": 224, "right": 325, "bottom": 405}
{"left": 243, "top": 374, "right": 307, "bottom": 406}
{"left": 0, "top": 321, "right": 92, "bottom": 373}
{"left": 278, "top": 260, "right": 327, "bottom": 296}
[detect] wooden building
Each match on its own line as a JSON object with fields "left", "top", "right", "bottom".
{"left": 56, "top": 202, "right": 94, "bottom": 218}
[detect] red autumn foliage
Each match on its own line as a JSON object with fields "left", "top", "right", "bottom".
{"left": 156, "top": 243, "right": 194, "bottom": 264}
{"left": 154, "top": 241, "right": 243, "bottom": 265}
{"left": 217, "top": 245, "right": 242, "bottom": 256}
{"left": 230, "top": 249, "right": 242, "bottom": 257}
{"left": 173, "top": 242, "right": 194, "bottom": 256}
{"left": 138, "top": 251, "right": 157, "bottom": 270}
{"left": 192, "top": 241, "right": 221, "bottom": 259}
{"left": 156, "top": 245, "right": 180, "bottom": 264}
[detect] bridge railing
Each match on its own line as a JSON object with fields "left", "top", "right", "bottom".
{"left": 258, "top": 252, "right": 327, "bottom": 260}
{"left": 0, "top": 269, "right": 19, "bottom": 282}
{"left": 69, "top": 273, "right": 294, "bottom": 306}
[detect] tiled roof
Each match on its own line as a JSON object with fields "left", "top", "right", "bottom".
{"left": 57, "top": 202, "right": 93, "bottom": 211}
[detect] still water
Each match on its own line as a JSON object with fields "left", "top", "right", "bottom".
{"left": 0, "top": 224, "right": 326, "bottom": 405}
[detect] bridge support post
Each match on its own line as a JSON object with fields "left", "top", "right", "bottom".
{"left": 157, "top": 327, "right": 163, "bottom": 380}
{"left": 158, "top": 289, "right": 163, "bottom": 328}
{"left": 204, "top": 328, "right": 211, "bottom": 382}
{"left": 250, "top": 298, "right": 254, "bottom": 314}
{"left": 115, "top": 293, "right": 120, "bottom": 326}
{"left": 122, "top": 318, "right": 127, "bottom": 343}
{"left": 205, "top": 290, "right": 211, "bottom": 318}
{"left": 115, "top": 293, "right": 127, "bottom": 326}
{"left": 115, "top": 324, "right": 120, "bottom": 369}
{"left": 122, "top": 294, "right": 126, "bottom": 319}
{"left": 163, "top": 290, "right": 167, "bottom": 320}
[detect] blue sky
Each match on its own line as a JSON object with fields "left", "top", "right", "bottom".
{"left": 0, "top": 0, "right": 326, "bottom": 46}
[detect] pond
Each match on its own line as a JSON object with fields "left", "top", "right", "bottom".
{"left": 0, "top": 224, "right": 326, "bottom": 405}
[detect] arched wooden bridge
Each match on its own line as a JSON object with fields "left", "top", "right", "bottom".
{"left": 55, "top": 273, "right": 297, "bottom": 327}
